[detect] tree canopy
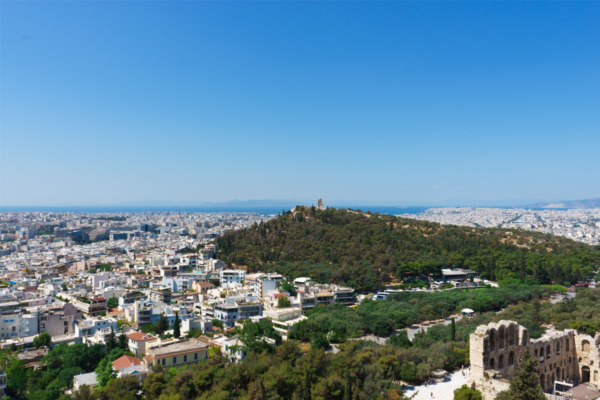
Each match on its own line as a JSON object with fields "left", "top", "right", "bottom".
{"left": 216, "top": 207, "right": 600, "bottom": 291}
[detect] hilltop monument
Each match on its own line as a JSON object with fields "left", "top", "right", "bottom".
{"left": 317, "top": 198, "right": 324, "bottom": 210}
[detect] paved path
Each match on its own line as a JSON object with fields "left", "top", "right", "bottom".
{"left": 403, "top": 368, "right": 470, "bottom": 400}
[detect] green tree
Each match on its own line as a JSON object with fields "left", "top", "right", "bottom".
{"left": 174, "top": 312, "right": 181, "bottom": 339}
{"left": 107, "top": 297, "right": 119, "bottom": 309}
{"left": 33, "top": 331, "right": 52, "bottom": 348}
{"left": 310, "top": 332, "right": 329, "bottom": 350}
{"left": 278, "top": 280, "right": 298, "bottom": 296}
{"left": 278, "top": 296, "right": 292, "bottom": 308}
{"left": 118, "top": 331, "right": 128, "bottom": 350}
{"left": 496, "top": 349, "right": 545, "bottom": 400}
{"left": 106, "top": 327, "right": 117, "bottom": 352}
{"left": 532, "top": 300, "right": 541, "bottom": 324}
{"left": 454, "top": 384, "right": 482, "bottom": 400}
{"left": 157, "top": 314, "right": 169, "bottom": 336}
{"left": 451, "top": 317, "right": 456, "bottom": 341}
{"left": 90, "top": 375, "right": 141, "bottom": 400}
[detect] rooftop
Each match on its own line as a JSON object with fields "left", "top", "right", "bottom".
{"left": 146, "top": 339, "right": 208, "bottom": 358}
{"left": 127, "top": 332, "right": 157, "bottom": 342}
{"left": 112, "top": 355, "right": 142, "bottom": 370}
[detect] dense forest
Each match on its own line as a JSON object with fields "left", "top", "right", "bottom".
{"left": 289, "top": 285, "right": 556, "bottom": 339}
{"left": 216, "top": 207, "right": 600, "bottom": 291}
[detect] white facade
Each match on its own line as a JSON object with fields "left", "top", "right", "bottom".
{"left": 219, "top": 269, "right": 245, "bottom": 285}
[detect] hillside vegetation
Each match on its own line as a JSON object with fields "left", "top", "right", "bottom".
{"left": 216, "top": 207, "right": 600, "bottom": 291}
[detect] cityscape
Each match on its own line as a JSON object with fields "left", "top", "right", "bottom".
{"left": 1, "top": 1, "right": 599, "bottom": 400}
{"left": 403, "top": 208, "right": 600, "bottom": 246}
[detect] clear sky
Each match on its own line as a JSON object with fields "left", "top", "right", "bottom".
{"left": 1, "top": 1, "right": 599, "bottom": 206}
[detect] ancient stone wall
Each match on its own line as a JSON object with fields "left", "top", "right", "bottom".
{"left": 469, "top": 320, "right": 600, "bottom": 400}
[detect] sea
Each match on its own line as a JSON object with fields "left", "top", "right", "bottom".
{"left": 0, "top": 205, "right": 432, "bottom": 216}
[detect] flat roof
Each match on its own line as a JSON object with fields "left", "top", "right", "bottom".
{"left": 147, "top": 339, "right": 208, "bottom": 357}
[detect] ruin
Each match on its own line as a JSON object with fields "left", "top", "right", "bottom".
{"left": 469, "top": 320, "right": 600, "bottom": 400}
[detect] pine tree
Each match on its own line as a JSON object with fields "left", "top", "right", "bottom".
{"left": 106, "top": 327, "right": 117, "bottom": 352}
{"left": 157, "top": 313, "right": 169, "bottom": 336}
{"left": 496, "top": 348, "right": 545, "bottom": 400}
{"left": 532, "top": 301, "right": 541, "bottom": 324}
{"left": 174, "top": 311, "right": 181, "bottom": 338}
{"left": 118, "top": 330, "right": 128, "bottom": 350}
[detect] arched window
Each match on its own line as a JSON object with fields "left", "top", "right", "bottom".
{"left": 583, "top": 340, "right": 591, "bottom": 352}
{"left": 508, "top": 351, "right": 515, "bottom": 366}
{"left": 489, "top": 329, "right": 496, "bottom": 350}
{"left": 499, "top": 326, "right": 505, "bottom": 349}
{"left": 556, "top": 342, "right": 561, "bottom": 355}
{"left": 582, "top": 366, "right": 591, "bottom": 383}
{"left": 508, "top": 325, "right": 516, "bottom": 346}
{"left": 499, "top": 355, "right": 504, "bottom": 369}
{"left": 547, "top": 345, "right": 551, "bottom": 359}
{"left": 490, "top": 358, "right": 495, "bottom": 369}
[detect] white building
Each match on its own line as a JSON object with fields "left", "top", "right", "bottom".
{"left": 219, "top": 269, "right": 245, "bottom": 285}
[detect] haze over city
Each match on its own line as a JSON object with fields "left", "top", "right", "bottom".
{"left": 2, "top": 1, "right": 599, "bottom": 206}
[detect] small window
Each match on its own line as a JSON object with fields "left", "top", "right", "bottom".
{"left": 194, "top": 352, "right": 198, "bottom": 360}
{"left": 162, "top": 359, "right": 165, "bottom": 365}
{"left": 184, "top": 355, "right": 187, "bottom": 362}
{"left": 173, "top": 356, "right": 177, "bottom": 364}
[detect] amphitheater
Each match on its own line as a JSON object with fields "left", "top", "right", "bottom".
{"left": 470, "top": 320, "right": 600, "bottom": 400}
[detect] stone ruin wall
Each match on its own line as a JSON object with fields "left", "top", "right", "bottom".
{"left": 469, "top": 320, "right": 600, "bottom": 400}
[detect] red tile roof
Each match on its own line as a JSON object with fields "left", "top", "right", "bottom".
{"left": 127, "top": 332, "right": 157, "bottom": 342}
{"left": 112, "top": 355, "right": 142, "bottom": 370}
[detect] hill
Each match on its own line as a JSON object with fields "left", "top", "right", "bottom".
{"left": 529, "top": 197, "right": 600, "bottom": 209}
{"left": 215, "top": 206, "right": 600, "bottom": 291}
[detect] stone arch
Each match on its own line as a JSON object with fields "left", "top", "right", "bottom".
{"left": 499, "top": 354, "right": 504, "bottom": 369}
{"left": 582, "top": 366, "right": 591, "bottom": 383}
{"left": 508, "top": 325, "right": 516, "bottom": 346}
{"left": 490, "top": 357, "right": 495, "bottom": 369}
{"left": 556, "top": 342, "right": 561, "bottom": 355}
{"left": 546, "top": 345, "right": 551, "bottom": 359}
{"left": 508, "top": 351, "right": 515, "bottom": 366}
{"left": 534, "top": 348, "right": 539, "bottom": 357}
{"left": 557, "top": 367, "right": 561, "bottom": 380}
{"left": 582, "top": 340, "right": 591, "bottom": 352}
{"left": 499, "top": 326, "right": 506, "bottom": 349}
{"left": 489, "top": 329, "right": 496, "bottom": 350}
{"left": 540, "top": 373, "right": 545, "bottom": 388}
{"left": 540, "top": 347, "right": 544, "bottom": 358}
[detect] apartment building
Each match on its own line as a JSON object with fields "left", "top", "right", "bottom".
{"left": 149, "top": 289, "right": 172, "bottom": 304}
{"left": 219, "top": 269, "right": 245, "bottom": 285}
{"left": 75, "top": 317, "right": 118, "bottom": 338}
{"left": 264, "top": 307, "right": 306, "bottom": 340}
{"left": 38, "top": 303, "right": 82, "bottom": 337}
{"left": 73, "top": 297, "right": 107, "bottom": 318}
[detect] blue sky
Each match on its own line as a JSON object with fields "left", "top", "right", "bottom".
{"left": 1, "top": 1, "right": 599, "bottom": 206}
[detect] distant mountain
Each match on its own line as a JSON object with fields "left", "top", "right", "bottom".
{"left": 529, "top": 198, "right": 600, "bottom": 209}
